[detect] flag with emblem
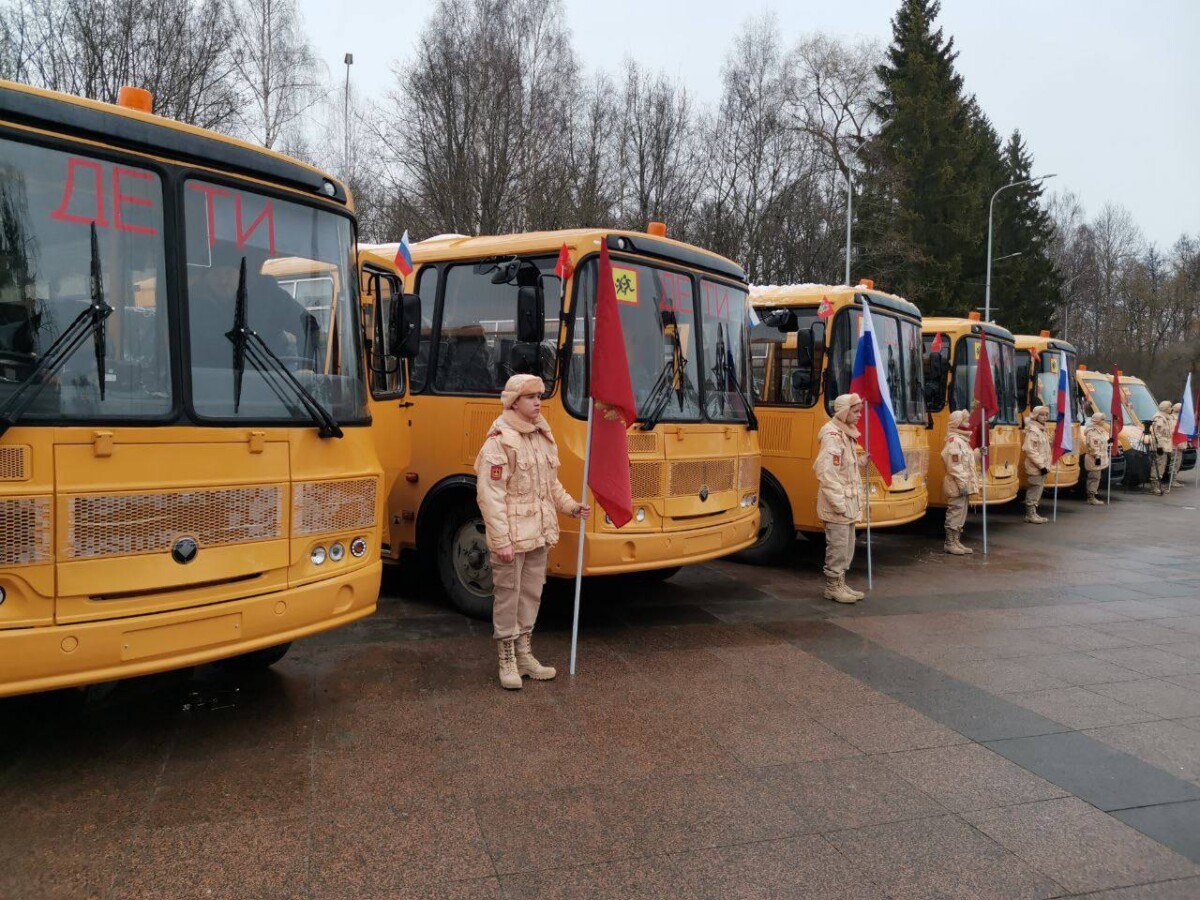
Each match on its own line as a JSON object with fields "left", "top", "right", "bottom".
{"left": 587, "top": 242, "right": 637, "bottom": 528}
{"left": 930, "top": 332, "right": 944, "bottom": 354}
{"left": 1052, "top": 352, "right": 1075, "bottom": 463}
{"left": 818, "top": 295, "right": 834, "bottom": 319}
{"left": 1110, "top": 367, "right": 1124, "bottom": 458}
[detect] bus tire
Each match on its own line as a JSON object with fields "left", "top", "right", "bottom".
{"left": 220, "top": 642, "right": 291, "bottom": 672}
{"left": 731, "top": 484, "right": 793, "bottom": 565}
{"left": 437, "top": 497, "right": 495, "bottom": 621}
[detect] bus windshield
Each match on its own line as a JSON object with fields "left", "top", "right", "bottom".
{"left": 1082, "top": 378, "right": 1136, "bottom": 424}
{"left": 952, "top": 337, "right": 1019, "bottom": 425}
{"left": 566, "top": 257, "right": 751, "bottom": 424}
{"left": 0, "top": 137, "right": 170, "bottom": 421}
{"left": 1123, "top": 382, "right": 1159, "bottom": 422}
{"left": 827, "top": 302, "right": 925, "bottom": 424}
{"left": 184, "top": 180, "right": 365, "bottom": 423}
{"left": 1034, "top": 350, "right": 1077, "bottom": 421}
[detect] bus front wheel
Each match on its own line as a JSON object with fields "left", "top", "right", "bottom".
{"left": 437, "top": 498, "right": 495, "bottom": 621}
{"left": 731, "top": 485, "right": 793, "bottom": 565}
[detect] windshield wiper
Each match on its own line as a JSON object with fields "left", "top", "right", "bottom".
{"left": 0, "top": 224, "right": 113, "bottom": 439}
{"left": 225, "top": 257, "right": 343, "bottom": 439}
{"left": 640, "top": 314, "right": 697, "bottom": 431}
{"left": 711, "top": 322, "right": 758, "bottom": 431}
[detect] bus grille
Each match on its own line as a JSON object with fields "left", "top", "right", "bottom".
{"left": 0, "top": 445, "right": 30, "bottom": 481}
{"left": 293, "top": 478, "right": 378, "bottom": 536}
{"left": 669, "top": 459, "right": 736, "bottom": 496}
{"left": 629, "top": 462, "right": 664, "bottom": 500}
{"left": 626, "top": 432, "right": 658, "bottom": 454}
{"left": 66, "top": 486, "right": 285, "bottom": 560}
{"left": 0, "top": 496, "right": 51, "bottom": 565}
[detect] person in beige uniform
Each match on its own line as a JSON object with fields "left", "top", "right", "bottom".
{"left": 1170, "top": 402, "right": 1184, "bottom": 489}
{"left": 1145, "top": 400, "right": 1173, "bottom": 496}
{"left": 1082, "top": 411, "right": 1111, "bottom": 505}
{"left": 475, "top": 374, "right": 590, "bottom": 690}
{"left": 814, "top": 393, "right": 867, "bottom": 604}
{"left": 1023, "top": 405, "right": 1052, "bottom": 524}
{"left": 942, "top": 409, "right": 980, "bottom": 555}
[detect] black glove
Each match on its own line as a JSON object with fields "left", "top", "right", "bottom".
{"left": 1107, "top": 437, "right": 1114, "bottom": 445}
{"left": 1041, "top": 467, "right": 1050, "bottom": 475}
{"left": 1094, "top": 456, "right": 1102, "bottom": 466}
{"left": 1157, "top": 449, "right": 1164, "bottom": 456}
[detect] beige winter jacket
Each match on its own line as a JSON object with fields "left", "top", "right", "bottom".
{"left": 814, "top": 418, "right": 864, "bottom": 526}
{"left": 1083, "top": 421, "right": 1111, "bottom": 471}
{"left": 474, "top": 411, "right": 581, "bottom": 553}
{"left": 942, "top": 430, "right": 981, "bottom": 499}
{"left": 1023, "top": 419, "right": 1052, "bottom": 475}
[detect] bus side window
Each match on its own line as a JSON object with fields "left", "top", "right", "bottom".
{"left": 409, "top": 266, "right": 438, "bottom": 393}
{"left": 370, "top": 270, "right": 404, "bottom": 397}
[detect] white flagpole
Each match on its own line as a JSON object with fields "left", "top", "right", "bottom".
{"left": 864, "top": 404, "right": 873, "bottom": 590}
{"left": 981, "top": 415, "right": 989, "bottom": 554}
{"left": 569, "top": 266, "right": 590, "bottom": 677}
{"left": 569, "top": 398, "right": 593, "bottom": 677}
{"left": 1053, "top": 460, "right": 1060, "bottom": 521}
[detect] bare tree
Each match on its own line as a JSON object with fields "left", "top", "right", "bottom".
{"left": 228, "top": 0, "right": 323, "bottom": 149}
{"left": 0, "top": 0, "right": 240, "bottom": 130}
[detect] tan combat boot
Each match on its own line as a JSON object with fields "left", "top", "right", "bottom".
{"left": 840, "top": 576, "right": 865, "bottom": 600}
{"left": 945, "top": 528, "right": 969, "bottom": 555}
{"left": 823, "top": 576, "right": 857, "bottom": 604}
{"left": 497, "top": 639, "right": 522, "bottom": 690}
{"left": 1086, "top": 492, "right": 1105, "bottom": 506}
{"left": 952, "top": 529, "right": 974, "bottom": 554}
{"left": 515, "top": 633, "right": 556, "bottom": 681}
{"left": 1025, "top": 504, "right": 1047, "bottom": 524}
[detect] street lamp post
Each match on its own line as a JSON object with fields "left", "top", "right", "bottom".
{"left": 842, "top": 117, "right": 891, "bottom": 286}
{"left": 985, "top": 174, "right": 1056, "bottom": 321}
{"left": 344, "top": 53, "right": 354, "bottom": 174}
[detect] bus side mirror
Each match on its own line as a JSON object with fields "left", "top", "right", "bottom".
{"left": 761, "top": 308, "right": 799, "bottom": 332}
{"left": 516, "top": 283, "right": 544, "bottom": 344}
{"left": 389, "top": 292, "right": 421, "bottom": 359}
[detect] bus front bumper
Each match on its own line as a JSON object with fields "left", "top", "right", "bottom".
{"left": 862, "top": 487, "right": 928, "bottom": 528}
{"left": 573, "top": 510, "right": 760, "bottom": 576}
{"left": 0, "top": 563, "right": 381, "bottom": 698}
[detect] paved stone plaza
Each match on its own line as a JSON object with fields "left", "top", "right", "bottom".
{"left": 3, "top": 486, "right": 1200, "bottom": 899}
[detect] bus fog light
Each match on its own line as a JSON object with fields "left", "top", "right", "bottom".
{"left": 635, "top": 507, "right": 646, "bottom": 523}
{"left": 329, "top": 542, "right": 346, "bottom": 562}
{"left": 350, "top": 537, "right": 367, "bottom": 558}
{"left": 311, "top": 546, "right": 327, "bottom": 565}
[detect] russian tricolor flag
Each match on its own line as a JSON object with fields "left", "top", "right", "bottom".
{"left": 1173, "top": 373, "right": 1196, "bottom": 447}
{"left": 393, "top": 230, "right": 414, "bottom": 276}
{"left": 850, "top": 299, "right": 907, "bottom": 487}
{"left": 1052, "top": 352, "right": 1075, "bottom": 462}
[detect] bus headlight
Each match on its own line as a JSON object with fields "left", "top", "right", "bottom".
{"left": 350, "top": 537, "right": 367, "bottom": 558}
{"left": 635, "top": 507, "right": 646, "bottom": 523}
{"left": 310, "top": 546, "right": 327, "bottom": 566}
{"left": 329, "top": 542, "right": 346, "bottom": 562}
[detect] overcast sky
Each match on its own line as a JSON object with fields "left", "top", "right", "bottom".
{"left": 300, "top": 0, "right": 1198, "bottom": 250}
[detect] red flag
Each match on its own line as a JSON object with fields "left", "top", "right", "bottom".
{"left": 969, "top": 335, "right": 999, "bottom": 449}
{"left": 930, "top": 332, "right": 944, "bottom": 354}
{"left": 587, "top": 243, "right": 637, "bottom": 528}
{"left": 555, "top": 243, "right": 574, "bottom": 281}
{"left": 817, "top": 296, "right": 833, "bottom": 319}
{"left": 1110, "top": 366, "right": 1124, "bottom": 457}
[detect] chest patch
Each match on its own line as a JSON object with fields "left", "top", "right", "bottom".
{"left": 833, "top": 454, "right": 842, "bottom": 466}
{"left": 490, "top": 465, "right": 503, "bottom": 481}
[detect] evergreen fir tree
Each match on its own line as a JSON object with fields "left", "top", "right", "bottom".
{"left": 990, "top": 130, "right": 1062, "bottom": 333}
{"left": 857, "top": 0, "right": 991, "bottom": 313}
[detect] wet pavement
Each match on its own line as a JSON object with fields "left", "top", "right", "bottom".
{"left": 4, "top": 484, "right": 1200, "bottom": 899}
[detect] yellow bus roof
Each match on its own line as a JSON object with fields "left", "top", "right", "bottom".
{"left": 1013, "top": 333, "right": 1078, "bottom": 355}
{"left": 749, "top": 283, "right": 921, "bottom": 320}
{"left": 922, "top": 316, "right": 1015, "bottom": 342}
{"left": 365, "top": 229, "right": 745, "bottom": 280}
{"left": 0, "top": 79, "right": 348, "bottom": 205}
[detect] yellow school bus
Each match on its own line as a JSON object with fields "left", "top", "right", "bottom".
{"left": 921, "top": 314, "right": 1021, "bottom": 507}
{"left": 1114, "top": 372, "right": 1196, "bottom": 485}
{"left": 1075, "top": 367, "right": 1132, "bottom": 487}
{"left": 363, "top": 228, "right": 760, "bottom": 617}
{"left": 741, "top": 281, "right": 928, "bottom": 563}
{"left": 0, "top": 81, "right": 396, "bottom": 697}
{"left": 1014, "top": 332, "right": 1081, "bottom": 490}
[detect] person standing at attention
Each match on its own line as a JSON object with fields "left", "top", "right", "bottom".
{"left": 1082, "top": 411, "right": 1111, "bottom": 505}
{"left": 475, "top": 374, "right": 590, "bottom": 690}
{"left": 1023, "top": 405, "right": 1052, "bottom": 523}
{"left": 815, "top": 393, "right": 867, "bottom": 604}
{"left": 942, "top": 409, "right": 981, "bottom": 554}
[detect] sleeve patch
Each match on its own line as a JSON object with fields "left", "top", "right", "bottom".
{"left": 490, "top": 465, "right": 503, "bottom": 481}
{"left": 951, "top": 454, "right": 960, "bottom": 463}
{"left": 832, "top": 454, "right": 842, "bottom": 466}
